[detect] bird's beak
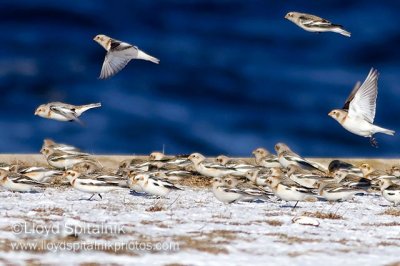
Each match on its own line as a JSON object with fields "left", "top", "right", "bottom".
{"left": 34, "top": 109, "right": 38, "bottom": 115}
{"left": 284, "top": 14, "right": 288, "bottom": 19}
{"left": 93, "top": 36, "right": 97, "bottom": 41}
{"left": 251, "top": 151, "right": 256, "bottom": 155}
{"left": 328, "top": 111, "right": 334, "bottom": 117}
{"left": 62, "top": 172, "right": 67, "bottom": 177}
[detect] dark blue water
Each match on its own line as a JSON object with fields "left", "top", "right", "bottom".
{"left": 1, "top": 0, "right": 400, "bottom": 157}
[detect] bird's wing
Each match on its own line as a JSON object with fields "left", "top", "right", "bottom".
{"left": 49, "top": 105, "right": 78, "bottom": 121}
{"left": 99, "top": 43, "right": 135, "bottom": 79}
{"left": 342, "top": 81, "right": 361, "bottom": 111}
{"left": 348, "top": 68, "right": 378, "bottom": 123}
{"left": 299, "top": 15, "right": 332, "bottom": 28}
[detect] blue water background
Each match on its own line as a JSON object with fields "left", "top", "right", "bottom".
{"left": 1, "top": 0, "right": 400, "bottom": 157}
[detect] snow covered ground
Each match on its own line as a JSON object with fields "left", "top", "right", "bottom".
{"left": 0, "top": 184, "right": 399, "bottom": 265}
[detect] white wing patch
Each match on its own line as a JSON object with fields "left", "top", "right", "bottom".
{"left": 348, "top": 68, "right": 379, "bottom": 123}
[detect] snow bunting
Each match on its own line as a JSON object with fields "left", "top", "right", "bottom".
{"left": 317, "top": 182, "right": 364, "bottom": 201}
{"left": 71, "top": 161, "right": 101, "bottom": 175}
{"left": 328, "top": 68, "right": 394, "bottom": 147}
{"left": 63, "top": 170, "right": 122, "bottom": 200}
{"left": 42, "top": 139, "right": 88, "bottom": 155}
{"left": 285, "top": 11, "right": 351, "bottom": 37}
{"left": 152, "top": 170, "right": 192, "bottom": 181}
{"left": 0, "top": 169, "right": 45, "bottom": 192}
{"left": 35, "top": 102, "right": 101, "bottom": 124}
{"left": 127, "top": 171, "right": 145, "bottom": 193}
{"left": 211, "top": 178, "right": 266, "bottom": 203}
{"left": 41, "top": 147, "right": 95, "bottom": 170}
{"left": 10, "top": 165, "right": 62, "bottom": 183}
{"left": 93, "top": 34, "right": 159, "bottom": 79}
{"left": 389, "top": 166, "right": 400, "bottom": 177}
{"left": 130, "top": 173, "right": 182, "bottom": 197}
{"left": 252, "top": 148, "right": 281, "bottom": 168}
{"left": 332, "top": 171, "right": 371, "bottom": 190}
{"left": 223, "top": 176, "right": 272, "bottom": 199}
{"left": 274, "top": 143, "right": 326, "bottom": 172}
{"left": 287, "top": 165, "right": 333, "bottom": 189}
{"left": 265, "top": 175, "right": 316, "bottom": 208}
{"left": 378, "top": 179, "right": 400, "bottom": 206}
{"left": 188, "top": 153, "right": 237, "bottom": 178}
{"left": 328, "top": 160, "right": 363, "bottom": 177}
{"left": 245, "top": 168, "right": 271, "bottom": 186}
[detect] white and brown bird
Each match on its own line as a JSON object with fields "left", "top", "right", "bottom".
{"left": 35, "top": 102, "right": 101, "bottom": 125}
{"left": 0, "top": 169, "right": 45, "bottom": 192}
{"left": 274, "top": 143, "right": 326, "bottom": 172}
{"left": 285, "top": 11, "right": 351, "bottom": 37}
{"left": 328, "top": 68, "right": 395, "bottom": 147}
{"left": 93, "top": 34, "right": 159, "bottom": 79}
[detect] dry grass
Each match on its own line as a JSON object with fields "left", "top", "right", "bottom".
{"left": 179, "top": 175, "right": 211, "bottom": 188}
{"left": 172, "top": 230, "right": 243, "bottom": 255}
{"left": 381, "top": 208, "right": 400, "bottom": 217}
{"left": 33, "top": 207, "right": 64, "bottom": 216}
{"left": 266, "top": 233, "right": 321, "bottom": 244}
{"left": 146, "top": 203, "right": 165, "bottom": 212}
{"left": 265, "top": 220, "right": 283, "bottom": 226}
{"left": 362, "top": 222, "right": 400, "bottom": 227}
{"left": 302, "top": 211, "right": 343, "bottom": 220}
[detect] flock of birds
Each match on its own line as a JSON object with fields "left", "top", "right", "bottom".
{"left": 5, "top": 11, "right": 399, "bottom": 210}
{"left": 0, "top": 139, "right": 399, "bottom": 208}
{"left": 30, "top": 11, "right": 394, "bottom": 147}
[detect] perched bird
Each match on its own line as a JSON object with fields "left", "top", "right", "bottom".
{"left": 287, "top": 165, "right": 333, "bottom": 189}
{"left": 93, "top": 34, "right": 159, "bottom": 79}
{"left": 152, "top": 170, "right": 192, "bottom": 181}
{"left": 41, "top": 147, "right": 95, "bottom": 170}
{"left": 35, "top": 102, "right": 101, "bottom": 125}
{"left": 10, "top": 165, "right": 62, "bottom": 183}
{"left": 216, "top": 155, "right": 258, "bottom": 175}
{"left": 223, "top": 176, "right": 272, "bottom": 200}
{"left": 265, "top": 173, "right": 316, "bottom": 209}
{"left": 285, "top": 11, "right": 351, "bottom": 37}
{"left": 42, "top": 139, "right": 88, "bottom": 155}
{"left": 0, "top": 169, "right": 45, "bottom": 192}
{"left": 245, "top": 168, "right": 271, "bottom": 186}
{"left": 127, "top": 171, "right": 145, "bottom": 193}
{"left": 130, "top": 173, "right": 182, "bottom": 197}
{"left": 63, "top": 170, "right": 122, "bottom": 200}
{"left": 332, "top": 171, "right": 371, "bottom": 190}
{"left": 252, "top": 148, "right": 281, "bottom": 168}
{"left": 389, "top": 166, "right": 400, "bottom": 178}
{"left": 117, "top": 158, "right": 151, "bottom": 175}
{"left": 71, "top": 161, "right": 102, "bottom": 175}
{"left": 211, "top": 178, "right": 267, "bottom": 203}
{"left": 328, "top": 68, "right": 395, "bottom": 147}
{"left": 328, "top": 160, "right": 363, "bottom": 177}
{"left": 379, "top": 178, "right": 400, "bottom": 206}
{"left": 317, "top": 182, "right": 364, "bottom": 201}
{"left": 274, "top": 143, "right": 326, "bottom": 172}
{"left": 188, "top": 153, "right": 237, "bottom": 178}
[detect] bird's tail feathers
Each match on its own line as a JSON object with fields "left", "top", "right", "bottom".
{"left": 380, "top": 128, "right": 395, "bottom": 136}
{"left": 137, "top": 50, "right": 160, "bottom": 64}
{"left": 331, "top": 26, "right": 351, "bottom": 37}
{"left": 79, "top": 103, "right": 102, "bottom": 112}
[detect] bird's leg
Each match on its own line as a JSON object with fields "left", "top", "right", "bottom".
{"left": 98, "top": 194, "right": 103, "bottom": 200}
{"left": 369, "top": 137, "right": 378, "bottom": 148}
{"left": 88, "top": 194, "right": 95, "bottom": 200}
{"left": 292, "top": 201, "right": 299, "bottom": 210}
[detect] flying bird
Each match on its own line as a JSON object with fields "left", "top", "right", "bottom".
{"left": 285, "top": 11, "right": 351, "bottom": 37}
{"left": 35, "top": 102, "right": 101, "bottom": 124}
{"left": 93, "top": 34, "right": 159, "bottom": 79}
{"left": 328, "top": 68, "right": 395, "bottom": 147}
